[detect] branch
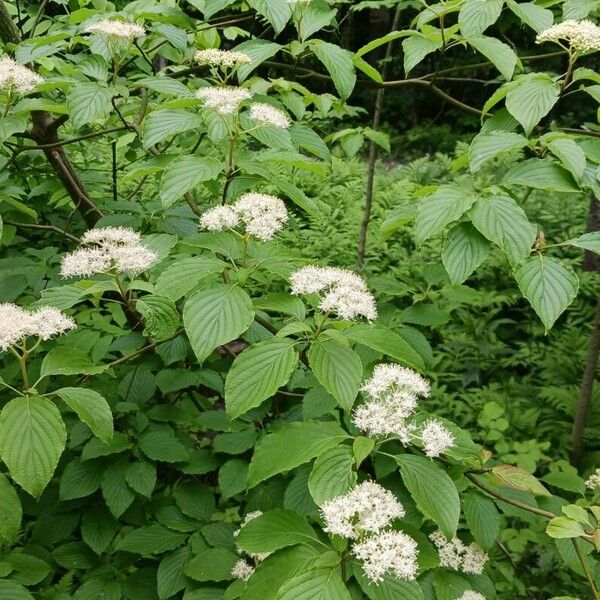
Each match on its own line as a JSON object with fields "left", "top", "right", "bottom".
{"left": 4, "top": 220, "right": 80, "bottom": 242}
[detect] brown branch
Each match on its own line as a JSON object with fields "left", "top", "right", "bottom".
{"left": 4, "top": 220, "right": 80, "bottom": 242}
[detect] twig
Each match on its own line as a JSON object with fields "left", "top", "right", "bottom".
{"left": 4, "top": 220, "right": 80, "bottom": 242}
{"left": 28, "top": 0, "right": 49, "bottom": 38}
{"left": 572, "top": 539, "right": 600, "bottom": 600}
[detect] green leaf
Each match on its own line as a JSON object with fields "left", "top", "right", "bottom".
{"left": 342, "top": 324, "right": 424, "bottom": 370}
{"left": 81, "top": 506, "right": 118, "bottom": 555}
{"left": 234, "top": 39, "right": 282, "bottom": 82}
{"left": 174, "top": 481, "right": 215, "bottom": 521}
{"left": 563, "top": 0, "right": 597, "bottom": 19}
{"left": 247, "top": 0, "right": 292, "bottom": 34}
{"left": 184, "top": 548, "right": 239, "bottom": 582}
{"left": 402, "top": 34, "right": 443, "bottom": 75}
{"left": 141, "top": 109, "right": 203, "bottom": 148}
{"left": 546, "top": 516, "right": 585, "bottom": 539}
{"left": 55, "top": 387, "right": 113, "bottom": 444}
{"left": 248, "top": 421, "right": 349, "bottom": 487}
{"left": 136, "top": 76, "right": 194, "bottom": 97}
{"left": 155, "top": 255, "right": 224, "bottom": 301}
{"left": 396, "top": 454, "right": 460, "bottom": 537}
{"left": 137, "top": 295, "right": 180, "bottom": 341}
{"left": 101, "top": 460, "right": 134, "bottom": 518}
{"left": 469, "top": 130, "right": 528, "bottom": 172}
{"left": 568, "top": 231, "right": 600, "bottom": 254}
{"left": 467, "top": 36, "right": 516, "bottom": 80}
{"left": 505, "top": 74, "right": 560, "bottom": 134}
{"left": 236, "top": 509, "right": 318, "bottom": 553}
{"left": 160, "top": 157, "right": 222, "bottom": 208}
{"left": 308, "top": 337, "right": 362, "bottom": 411}
{"left": 0, "top": 396, "right": 66, "bottom": 498}
{"left": 125, "top": 461, "right": 156, "bottom": 498}
{"left": 311, "top": 41, "right": 357, "bottom": 99}
{"left": 59, "top": 459, "right": 102, "bottom": 500}
{"left": 470, "top": 194, "right": 537, "bottom": 263}
{"left": 459, "top": 0, "right": 503, "bottom": 36}
{"left": 442, "top": 222, "right": 491, "bottom": 284}
{"left": 66, "top": 83, "right": 114, "bottom": 127}
{"left": 276, "top": 568, "right": 351, "bottom": 600}
{"left": 225, "top": 337, "right": 299, "bottom": 419}
{"left": 116, "top": 525, "right": 187, "bottom": 555}
{"left": 463, "top": 492, "right": 501, "bottom": 550}
{"left": 158, "top": 547, "right": 192, "bottom": 600}
{"left": 503, "top": 158, "right": 580, "bottom": 192}
{"left": 513, "top": 255, "right": 579, "bottom": 331}
{"left": 355, "top": 568, "right": 425, "bottom": 600}
{"left": 40, "top": 347, "right": 107, "bottom": 379}
{"left": 0, "top": 473, "right": 21, "bottom": 543}
{"left": 415, "top": 186, "right": 476, "bottom": 244}
{"left": 139, "top": 430, "right": 190, "bottom": 463}
{"left": 507, "top": 0, "right": 553, "bottom": 32}
{"left": 0, "top": 581, "right": 35, "bottom": 600}
{"left": 183, "top": 284, "right": 255, "bottom": 363}
{"left": 308, "top": 445, "right": 356, "bottom": 505}
{"left": 546, "top": 138, "right": 587, "bottom": 180}
{"left": 219, "top": 459, "right": 248, "bottom": 499}
{"left": 491, "top": 464, "right": 551, "bottom": 495}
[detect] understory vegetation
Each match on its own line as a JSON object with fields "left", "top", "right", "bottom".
{"left": 1, "top": 0, "right": 600, "bottom": 599}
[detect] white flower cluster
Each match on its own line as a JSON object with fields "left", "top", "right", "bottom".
{"left": 196, "top": 86, "right": 252, "bottom": 114}
{"left": 249, "top": 102, "right": 290, "bottom": 128}
{"left": 290, "top": 266, "right": 377, "bottom": 321}
{"left": 200, "top": 193, "right": 288, "bottom": 241}
{"left": 421, "top": 419, "right": 455, "bottom": 458}
{"left": 0, "top": 57, "right": 44, "bottom": 94}
{"left": 536, "top": 20, "right": 600, "bottom": 52}
{"left": 194, "top": 49, "right": 252, "bottom": 67}
{"left": 321, "top": 482, "right": 418, "bottom": 583}
{"left": 60, "top": 227, "right": 158, "bottom": 278}
{"left": 458, "top": 592, "right": 486, "bottom": 600}
{"left": 0, "top": 303, "right": 75, "bottom": 352}
{"left": 83, "top": 19, "right": 146, "bottom": 39}
{"left": 429, "top": 531, "right": 488, "bottom": 575}
{"left": 586, "top": 467, "right": 600, "bottom": 490}
{"left": 231, "top": 511, "right": 270, "bottom": 581}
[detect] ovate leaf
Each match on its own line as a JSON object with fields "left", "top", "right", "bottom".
{"left": 459, "top": 0, "right": 503, "bottom": 36}
{"left": 0, "top": 473, "right": 22, "bottom": 543}
{"left": 469, "top": 130, "right": 528, "bottom": 172}
{"left": 66, "top": 83, "right": 114, "bottom": 127}
{"left": 183, "top": 284, "right": 255, "bottom": 362}
{"left": 55, "top": 387, "right": 113, "bottom": 444}
{"left": 136, "top": 295, "right": 180, "bottom": 341}
{"left": 311, "top": 41, "right": 357, "bottom": 99}
{"left": 154, "top": 255, "right": 224, "bottom": 301}
{"left": 505, "top": 74, "right": 560, "bottom": 134}
{"left": 248, "top": 421, "right": 349, "bottom": 487}
{"left": 308, "top": 445, "right": 356, "bottom": 505}
{"left": 463, "top": 492, "right": 501, "bottom": 549}
{"left": 402, "top": 34, "right": 443, "bottom": 75}
{"left": 513, "top": 255, "right": 579, "bottom": 331}
{"left": 568, "top": 231, "right": 600, "bottom": 254}
{"left": 503, "top": 158, "right": 580, "bottom": 192}
{"left": 467, "top": 36, "right": 517, "bottom": 80}
{"left": 491, "top": 464, "right": 551, "bottom": 496}
{"left": 141, "top": 109, "right": 203, "bottom": 149}
{"left": 507, "top": 0, "right": 553, "bottom": 32}
{"left": 0, "top": 396, "right": 66, "bottom": 498}
{"left": 442, "top": 222, "right": 491, "bottom": 284}
{"left": 276, "top": 568, "right": 351, "bottom": 600}
{"left": 160, "top": 157, "right": 222, "bottom": 208}
{"left": 396, "top": 454, "right": 460, "bottom": 537}
{"left": 225, "top": 337, "right": 299, "bottom": 419}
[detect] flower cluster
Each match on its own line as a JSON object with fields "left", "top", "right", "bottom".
{"left": 0, "top": 57, "right": 44, "bottom": 94}
{"left": 421, "top": 419, "right": 456, "bottom": 458}
{"left": 194, "top": 49, "right": 252, "bottom": 67}
{"left": 290, "top": 265, "right": 377, "bottom": 321}
{"left": 249, "top": 102, "right": 290, "bottom": 128}
{"left": 0, "top": 303, "right": 75, "bottom": 352}
{"left": 429, "top": 531, "right": 488, "bottom": 575}
{"left": 60, "top": 227, "right": 158, "bottom": 278}
{"left": 196, "top": 86, "right": 252, "bottom": 114}
{"left": 231, "top": 511, "right": 269, "bottom": 581}
{"left": 536, "top": 19, "right": 600, "bottom": 52}
{"left": 586, "top": 468, "right": 600, "bottom": 490}
{"left": 458, "top": 592, "right": 486, "bottom": 600}
{"left": 83, "top": 19, "right": 146, "bottom": 39}
{"left": 200, "top": 193, "right": 288, "bottom": 241}
{"left": 321, "top": 482, "right": 418, "bottom": 583}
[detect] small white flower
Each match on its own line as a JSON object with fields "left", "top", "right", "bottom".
{"left": 234, "top": 193, "right": 288, "bottom": 241}
{"left": 536, "top": 19, "right": 600, "bottom": 52}
{"left": 194, "top": 49, "right": 252, "bottom": 67}
{"left": 231, "top": 558, "right": 254, "bottom": 581}
{"left": 81, "top": 226, "right": 141, "bottom": 246}
{"left": 353, "top": 530, "right": 419, "bottom": 583}
{"left": 83, "top": 19, "right": 146, "bottom": 39}
{"left": 457, "top": 592, "right": 486, "bottom": 600}
{"left": 199, "top": 205, "right": 240, "bottom": 232}
{"left": 321, "top": 481, "right": 405, "bottom": 539}
{"left": 586, "top": 468, "right": 600, "bottom": 490}
{"left": 0, "top": 303, "right": 75, "bottom": 351}
{"left": 195, "top": 86, "right": 252, "bottom": 114}
{"left": 249, "top": 102, "right": 290, "bottom": 128}
{"left": 0, "top": 57, "right": 44, "bottom": 94}
{"left": 109, "top": 244, "right": 158, "bottom": 273}
{"left": 421, "top": 420, "right": 455, "bottom": 458}
{"left": 290, "top": 266, "right": 377, "bottom": 321}
{"left": 59, "top": 247, "right": 112, "bottom": 278}
{"left": 233, "top": 510, "right": 263, "bottom": 538}
{"left": 429, "top": 531, "right": 488, "bottom": 575}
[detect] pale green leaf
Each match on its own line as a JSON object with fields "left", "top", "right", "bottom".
{"left": 55, "top": 387, "right": 113, "bottom": 444}
{"left": 308, "top": 445, "right": 356, "bottom": 505}
{"left": 442, "top": 222, "right": 491, "bottom": 284}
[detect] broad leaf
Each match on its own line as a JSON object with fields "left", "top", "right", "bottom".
{"left": 141, "top": 109, "right": 203, "bottom": 149}
{"left": 505, "top": 74, "right": 560, "bottom": 134}
{"left": 402, "top": 34, "right": 443, "bottom": 75}
{"left": 467, "top": 36, "right": 516, "bottom": 80}
{"left": 55, "top": 387, "right": 113, "bottom": 444}
{"left": 469, "top": 130, "right": 528, "bottom": 172}
{"left": 442, "top": 222, "right": 491, "bottom": 284}
{"left": 66, "top": 83, "right": 114, "bottom": 127}
{"left": 276, "top": 568, "right": 351, "bottom": 600}
{"left": 136, "top": 295, "right": 180, "bottom": 341}
{"left": 459, "top": 0, "right": 503, "bottom": 36}
{"left": 503, "top": 158, "right": 580, "bottom": 192}
{"left": 160, "top": 157, "right": 222, "bottom": 208}
{"left": 507, "top": 0, "right": 553, "bottom": 32}
{"left": 568, "top": 231, "right": 600, "bottom": 254}
{"left": 0, "top": 396, "right": 66, "bottom": 498}
{"left": 311, "top": 41, "right": 357, "bottom": 99}
{"left": 463, "top": 492, "right": 501, "bottom": 549}
{"left": 308, "top": 445, "right": 356, "bottom": 505}
{"left": 154, "top": 255, "right": 224, "bottom": 301}
{"left": 0, "top": 473, "right": 22, "bottom": 543}
{"left": 225, "top": 337, "right": 299, "bottom": 419}
{"left": 513, "top": 255, "right": 579, "bottom": 330}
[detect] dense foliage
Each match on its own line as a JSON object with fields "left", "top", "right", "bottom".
{"left": 1, "top": 0, "right": 600, "bottom": 599}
